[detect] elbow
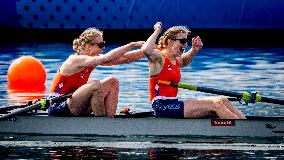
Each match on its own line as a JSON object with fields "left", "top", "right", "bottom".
{"left": 101, "top": 55, "right": 113, "bottom": 64}
{"left": 141, "top": 46, "right": 151, "bottom": 56}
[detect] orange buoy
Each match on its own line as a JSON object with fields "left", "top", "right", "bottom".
{"left": 7, "top": 56, "right": 46, "bottom": 91}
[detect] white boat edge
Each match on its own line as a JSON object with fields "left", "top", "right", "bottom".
{"left": 0, "top": 141, "right": 283, "bottom": 150}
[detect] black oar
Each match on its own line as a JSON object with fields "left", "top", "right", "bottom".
{"left": 0, "top": 98, "right": 37, "bottom": 113}
{"left": 0, "top": 93, "right": 73, "bottom": 121}
{"left": 158, "top": 80, "right": 284, "bottom": 105}
{"left": 0, "top": 104, "right": 28, "bottom": 113}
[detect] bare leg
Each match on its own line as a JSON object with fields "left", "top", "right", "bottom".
{"left": 100, "top": 76, "right": 119, "bottom": 117}
{"left": 218, "top": 97, "right": 246, "bottom": 119}
{"left": 183, "top": 97, "right": 239, "bottom": 119}
{"left": 68, "top": 80, "right": 105, "bottom": 116}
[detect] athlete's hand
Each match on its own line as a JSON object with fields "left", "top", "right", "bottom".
{"left": 154, "top": 22, "right": 162, "bottom": 31}
{"left": 130, "top": 41, "right": 145, "bottom": 48}
{"left": 192, "top": 36, "right": 203, "bottom": 51}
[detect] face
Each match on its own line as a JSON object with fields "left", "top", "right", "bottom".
{"left": 169, "top": 32, "right": 189, "bottom": 56}
{"left": 86, "top": 35, "right": 105, "bottom": 56}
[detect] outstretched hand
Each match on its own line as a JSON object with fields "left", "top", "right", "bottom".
{"left": 191, "top": 36, "right": 203, "bottom": 51}
{"left": 131, "top": 41, "right": 145, "bottom": 48}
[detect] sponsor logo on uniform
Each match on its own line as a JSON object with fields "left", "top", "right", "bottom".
{"left": 158, "top": 103, "right": 181, "bottom": 111}
{"left": 168, "top": 65, "right": 172, "bottom": 71}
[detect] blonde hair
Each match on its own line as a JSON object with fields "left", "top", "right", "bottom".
{"left": 72, "top": 27, "right": 103, "bottom": 52}
{"left": 158, "top": 26, "right": 191, "bottom": 49}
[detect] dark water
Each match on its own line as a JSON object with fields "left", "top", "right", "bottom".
{"left": 0, "top": 43, "right": 283, "bottom": 159}
{"left": 0, "top": 134, "right": 283, "bottom": 159}
{"left": 1, "top": 146, "right": 283, "bottom": 159}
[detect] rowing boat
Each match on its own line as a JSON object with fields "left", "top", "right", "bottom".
{"left": 0, "top": 113, "right": 283, "bottom": 137}
{"left": 1, "top": 82, "right": 283, "bottom": 138}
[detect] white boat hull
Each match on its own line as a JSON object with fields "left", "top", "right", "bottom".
{"left": 0, "top": 115, "right": 283, "bottom": 137}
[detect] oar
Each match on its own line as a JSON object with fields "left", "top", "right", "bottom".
{"left": 0, "top": 99, "right": 37, "bottom": 113}
{"left": 0, "top": 104, "right": 28, "bottom": 113}
{"left": 158, "top": 80, "right": 284, "bottom": 105}
{"left": 0, "top": 93, "right": 72, "bottom": 121}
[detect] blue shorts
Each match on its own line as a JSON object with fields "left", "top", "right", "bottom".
{"left": 152, "top": 98, "right": 184, "bottom": 118}
{"left": 48, "top": 100, "right": 73, "bottom": 117}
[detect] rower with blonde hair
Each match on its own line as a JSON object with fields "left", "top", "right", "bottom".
{"left": 49, "top": 27, "right": 145, "bottom": 117}
{"left": 142, "top": 22, "right": 246, "bottom": 119}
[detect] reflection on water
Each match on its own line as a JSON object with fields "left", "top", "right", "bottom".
{"left": 7, "top": 87, "right": 46, "bottom": 105}
{"left": 0, "top": 134, "right": 283, "bottom": 159}
{"left": 1, "top": 145, "right": 283, "bottom": 159}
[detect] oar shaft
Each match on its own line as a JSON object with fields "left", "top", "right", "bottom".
{"left": 158, "top": 80, "right": 284, "bottom": 105}
{"left": 0, "top": 103, "right": 42, "bottom": 120}
{"left": 261, "top": 97, "right": 284, "bottom": 105}
{"left": 197, "top": 86, "right": 284, "bottom": 105}
{"left": 178, "top": 83, "right": 243, "bottom": 98}
{"left": 197, "top": 86, "right": 243, "bottom": 98}
{"left": 0, "top": 93, "right": 73, "bottom": 120}
{"left": 0, "top": 104, "right": 27, "bottom": 113}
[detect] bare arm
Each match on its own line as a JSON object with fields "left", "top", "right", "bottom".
{"left": 104, "top": 49, "right": 145, "bottom": 65}
{"left": 84, "top": 42, "right": 141, "bottom": 67}
{"left": 180, "top": 36, "right": 203, "bottom": 67}
{"left": 141, "top": 22, "right": 163, "bottom": 63}
{"left": 61, "top": 42, "right": 145, "bottom": 75}
{"left": 102, "top": 41, "right": 145, "bottom": 65}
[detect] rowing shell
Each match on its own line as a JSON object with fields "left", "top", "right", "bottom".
{"left": 0, "top": 115, "right": 283, "bottom": 137}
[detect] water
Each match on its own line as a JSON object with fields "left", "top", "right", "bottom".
{"left": 0, "top": 43, "right": 283, "bottom": 159}
{"left": 1, "top": 43, "right": 283, "bottom": 116}
{"left": 0, "top": 134, "right": 283, "bottom": 159}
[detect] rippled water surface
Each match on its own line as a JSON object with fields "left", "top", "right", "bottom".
{"left": 0, "top": 43, "right": 283, "bottom": 159}
{"left": 0, "top": 43, "right": 283, "bottom": 116}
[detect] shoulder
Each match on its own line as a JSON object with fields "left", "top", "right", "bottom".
{"left": 62, "top": 54, "right": 89, "bottom": 68}
{"left": 68, "top": 54, "right": 92, "bottom": 63}
{"left": 150, "top": 49, "right": 164, "bottom": 62}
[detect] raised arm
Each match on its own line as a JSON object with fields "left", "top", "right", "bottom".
{"left": 180, "top": 36, "right": 203, "bottom": 67}
{"left": 141, "top": 22, "right": 163, "bottom": 63}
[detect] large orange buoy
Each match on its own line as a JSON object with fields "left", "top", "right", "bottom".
{"left": 7, "top": 56, "right": 46, "bottom": 91}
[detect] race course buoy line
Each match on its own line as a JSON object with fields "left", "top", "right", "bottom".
{"left": 7, "top": 56, "right": 46, "bottom": 91}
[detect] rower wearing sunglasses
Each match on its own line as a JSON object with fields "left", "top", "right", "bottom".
{"left": 141, "top": 22, "right": 246, "bottom": 119}
{"left": 49, "top": 27, "right": 145, "bottom": 117}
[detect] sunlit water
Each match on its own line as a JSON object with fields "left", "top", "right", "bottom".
{"left": 0, "top": 43, "right": 283, "bottom": 159}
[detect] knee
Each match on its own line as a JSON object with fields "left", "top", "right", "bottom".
{"left": 219, "top": 97, "right": 231, "bottom": 105}
{"left": 214, "top": 97, "right": 232, "bottom": 108}
{"left": 90, "top": 80, "right": 103, "bottom": 91}
{"left": 107, "top": 76, "right": 119, "bottom": 87}
{"left": 212, "top": 98, "right": 225, "bottom": 109}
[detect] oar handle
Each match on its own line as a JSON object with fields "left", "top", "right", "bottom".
{"left": 49, "top": 93, "right": 73, "bottom": 104}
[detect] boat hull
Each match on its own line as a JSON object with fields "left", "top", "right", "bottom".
{"left": 0, "top": 116, "right": 283, "bottom": 137}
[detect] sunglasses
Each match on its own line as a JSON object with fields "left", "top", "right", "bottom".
{"left": 92, "top": 41, "right": 105, "bottom": 49}
{"left": 172, "top": 38, "right": 190, "bottom": 45}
